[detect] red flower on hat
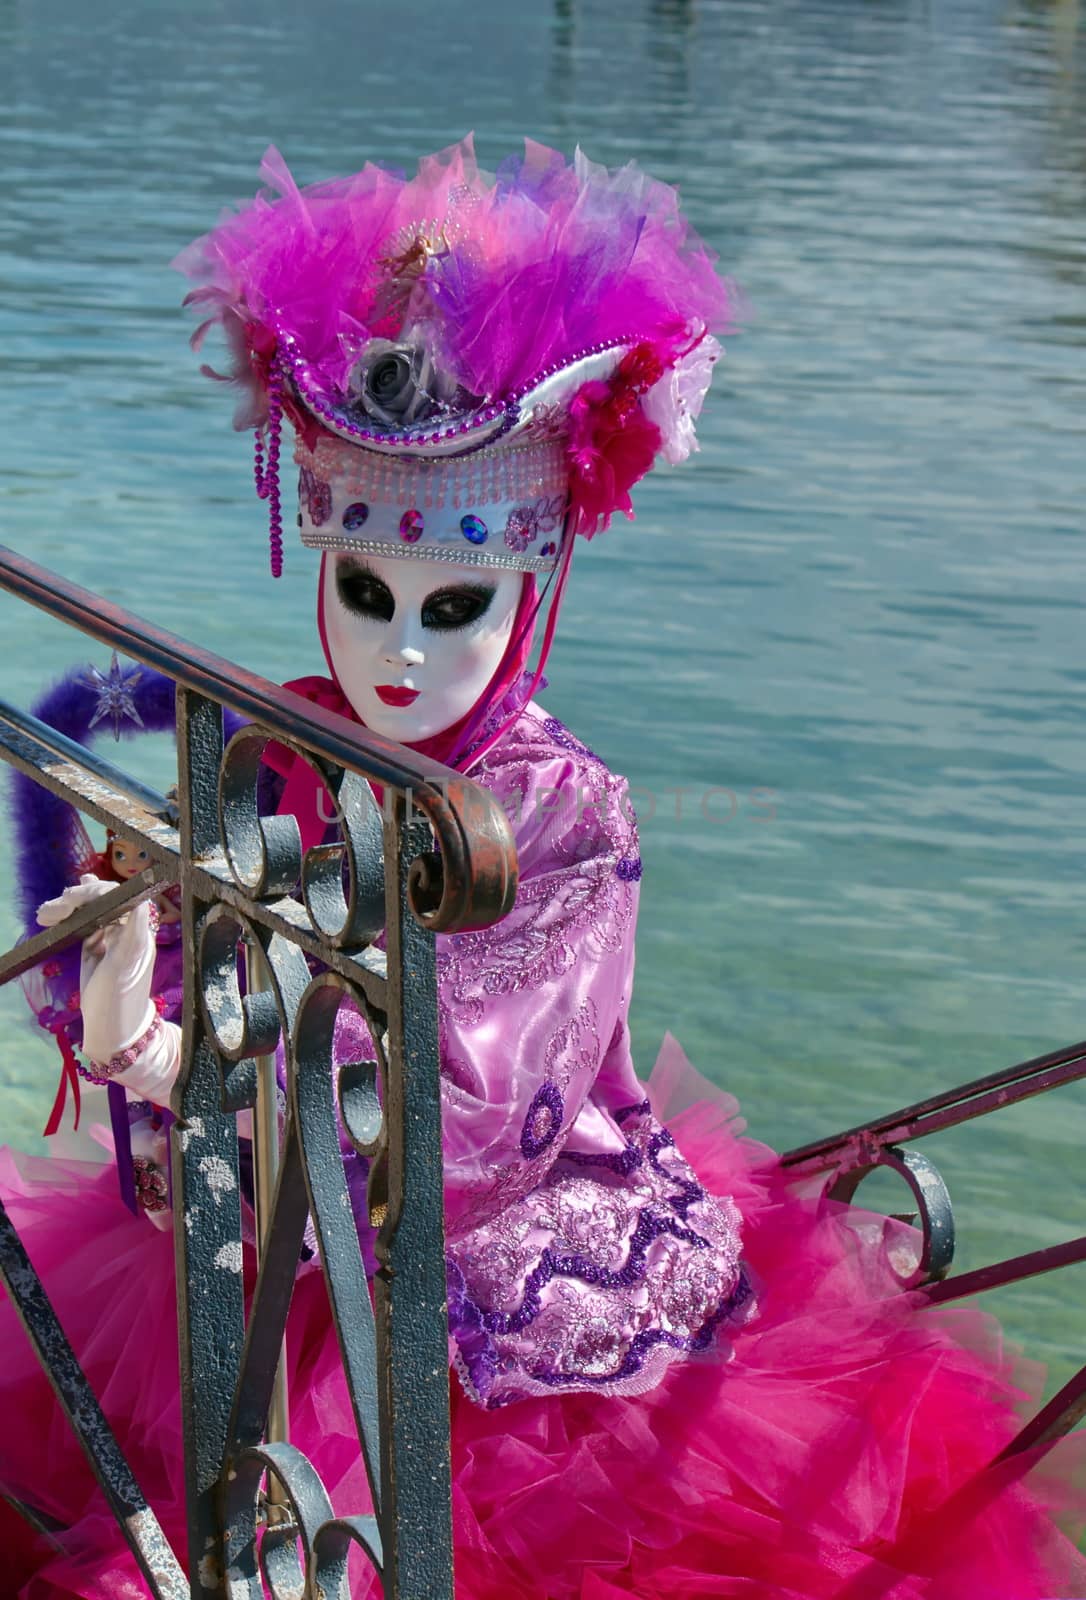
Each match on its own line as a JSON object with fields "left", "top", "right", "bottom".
{"left": 567, "top": 343, "right": 665, "bottom": 538}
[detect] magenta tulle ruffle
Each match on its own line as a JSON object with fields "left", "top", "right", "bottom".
{"left": 3, "top": 1041, "right": 1086, "bottom": 1599}
{"left": 174, "top": 138, "right": 734, "bottom": 421}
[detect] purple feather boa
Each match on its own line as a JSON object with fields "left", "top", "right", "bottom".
{"left": 9, "top": 659, "right": 248, "bottom": 935}
{"left": 9, "top": 661, "right": 177, "bottom": 936}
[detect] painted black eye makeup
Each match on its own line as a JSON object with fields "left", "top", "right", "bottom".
{"left": 421, "top": 583, "right": 497, "bottom": 633}
{"left": 335, "top": 560, "right": 395, "bottom": 623}
{"left": 335, "top": 562, "right": 496, "bottom": 633}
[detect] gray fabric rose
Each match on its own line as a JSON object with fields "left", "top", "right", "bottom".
{"left": 348, "top": 337, "right": 467, "bottom": 431}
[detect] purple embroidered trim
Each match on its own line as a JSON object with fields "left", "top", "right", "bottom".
{"left": 449, "top": 1099, "right": 745, "bottom": 1406}
{"left": 446, "top": 1258, "right": 502, "bottom": 1399}
{"left": 93, "top": 1014, "right": 163, "bottom": 1080}
{"left": 480, "top": 1202, "right": 712, "bottom": 1337}
{"left": 649, "top": 1126, "right": 705, "bottom": 1222}
{"left": 561, "top": 1143, "right": 642, "bottom": 1177}
{"left": 519, "top": 1266, "right": 755, "bottom": 1400}
{"left": 484, "top": 1109, "right": 714, "bottom": 1340}
{"left": 559, "top": 1104, "right": 675, "bottom": 1180}
{"left": 615, "top": 855, "right": 642, "bottom": 882}
{"left": 519, "top": 1081, "right": 564, "bottom": 1160}
{"left": 541, "top": 717, "right": 597, "bottom": 761}
{"left": 449, "top": 1260, "right": 755, "bottom": 1409}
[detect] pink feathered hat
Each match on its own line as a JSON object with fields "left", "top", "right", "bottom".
{"left": 175, "top": 137, "right": 735, "bottom": 577}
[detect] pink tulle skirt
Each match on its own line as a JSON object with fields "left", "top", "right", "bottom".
{"left": 2, "top": 1042, "right": 1085, "bottom": 1599}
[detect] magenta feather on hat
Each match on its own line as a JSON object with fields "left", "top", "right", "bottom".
{"left": 175, "top": 137, "right": 736, "bottom": 560}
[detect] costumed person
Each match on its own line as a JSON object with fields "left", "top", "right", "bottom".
{"left": 1, "top": 139, "right": 1085, "bottom": 1599}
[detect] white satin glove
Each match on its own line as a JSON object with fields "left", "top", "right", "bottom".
{"left": 37, "top": 873, "right": 181, "bottom": 1105}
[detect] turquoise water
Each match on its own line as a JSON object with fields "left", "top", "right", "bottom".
{"left": 1, "top": 0, "right": 1085, "bottom": 1390}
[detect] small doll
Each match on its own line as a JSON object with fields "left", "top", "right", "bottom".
{"left": 95, "top": 828, "right": 182, "bottom": 927}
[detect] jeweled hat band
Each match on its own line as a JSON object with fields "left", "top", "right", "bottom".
{"left": 295, "top": 435, "right": 569, "bottom": 572}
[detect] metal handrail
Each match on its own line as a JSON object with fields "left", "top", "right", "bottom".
{"left": 0, "top": 543, "right": 518, "bottom": 935}
{"left": 781, "top": 1035, "right": 1086, "bottom": 1169}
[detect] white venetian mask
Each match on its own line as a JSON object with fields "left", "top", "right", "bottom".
{"left": 321, "top": 551, "right": 524, "bottom": 742}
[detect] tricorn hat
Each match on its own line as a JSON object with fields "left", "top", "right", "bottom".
{"left": 176, "top": 137, "right": 734, "bottom": 577}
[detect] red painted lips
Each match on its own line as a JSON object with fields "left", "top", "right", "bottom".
{"left": 375, "top": 685, "right": 421, "bottom": 707}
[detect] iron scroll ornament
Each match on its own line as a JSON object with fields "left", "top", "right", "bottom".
{"left": 827, "top": 1144, "right": 955, "bottom": 1287}
{"left": 403, "top": 773, "right": 519, "bottom": 932}
{"left": 218, "top": 723, "right": 519, "bottom": 940}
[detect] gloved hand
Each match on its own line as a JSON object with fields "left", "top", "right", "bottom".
{"left": 37, "top": 874, "right": 181, "bottom": 1105}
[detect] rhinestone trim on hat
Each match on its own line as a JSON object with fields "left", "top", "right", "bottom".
{"left": 277, "top": 325, "right": 633, "bottom": 457}
{"left": 299, "top": 533, "right": 562, "bottom": 573}
{"left": 295, "top": 436, "right": 568, "bottom": 512}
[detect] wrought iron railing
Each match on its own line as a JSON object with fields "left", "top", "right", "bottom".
{"left": 781, "top": 1039, "right": 1086, "bottom": 1458}
{"left": 0, "top": 544, "right": 518, "bottom": 1598}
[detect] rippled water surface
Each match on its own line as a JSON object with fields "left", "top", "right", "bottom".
{"left": 1, "top": 0, "right": 1084, "bottom": 1384}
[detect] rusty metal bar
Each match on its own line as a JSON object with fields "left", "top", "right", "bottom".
{"left": 0, "top": 1199, "right": 188, "bottom": 1600}
{"left": 185, "top": 876, "right": 387, "bottom": 1007}
{"left": 246, "top": 938, "right": 291, "bottom": 1492}
{"left": 781, "top": 1036, "right": 1086, "bottom": 1170}
{"left": 0, "top": 696, "right": 385, "bottom": 1003}
{"left": 0, "top": 698, "right": 181, "bottom": 866}
{"left": 0, "top": 868, "right": 160, "bottom": 987}
{"left": 221, "top": 1121, "right": 312, "bottom": 1503}
{"left": 372, "top": 802, "right": 453, "bottom": 1599}
{"left": 171, "top": 687, "right": 247, "bottom": 1599}
{"left": 0, "top": 697, "right": 176, "bottom": 821}
{"left": 927, "top": 1236, "right": 1086, "bottom": 1304}
{"left": 828, "top": 1144, "right": 955, "bottom": 1284}
{"left": 998, "top": 1361, "right": 1086, "bottom": 1458}
{"left": 291, "top": 976, "right": 385, "bottom": 1511}
{"left": 0, "top": 548, "right": 523, "bottom": 1598}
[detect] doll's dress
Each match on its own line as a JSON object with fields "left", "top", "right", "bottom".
{"left": 2, "top": 704, "right": 1085, "bottom": 1599}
